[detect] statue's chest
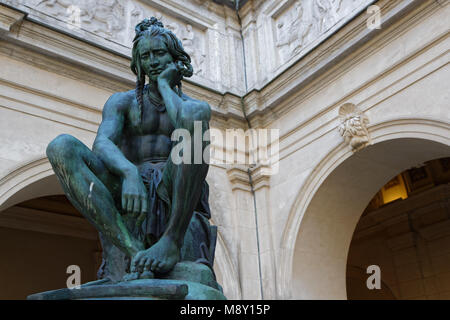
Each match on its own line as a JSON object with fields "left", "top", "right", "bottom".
{"left": 127, "top": 103, "right": 174, "bottom": 136}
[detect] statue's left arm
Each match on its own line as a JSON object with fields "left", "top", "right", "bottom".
{"left": 157, "top": 62, "right": 211, "bottom": 128}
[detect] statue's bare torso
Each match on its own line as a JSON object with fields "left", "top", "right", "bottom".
{"left": 115, "top": 90, "right": 175, "bottom": 165}
{"left": 93, "top": 89, "right": 199, "bottom": 166}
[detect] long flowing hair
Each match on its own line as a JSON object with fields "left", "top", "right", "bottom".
{"left": 130, "top": 17, "right": 193, "bottom": 123}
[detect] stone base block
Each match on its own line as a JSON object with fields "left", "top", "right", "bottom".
{"left": 27, "top": 262, "right": 226, "bottom": 300}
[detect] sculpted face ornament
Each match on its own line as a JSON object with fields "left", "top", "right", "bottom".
{"left": 338, "top": 103, "right": 370, "bottom": 152}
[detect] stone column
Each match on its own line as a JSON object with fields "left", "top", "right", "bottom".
{"left": 227, "top": 165, "right": 261, "bottom": 299}
{"left": 249, "top": 164, "right": 277, "bottom": 299}
{"left": 226, "top": 164, "right": 277, "bottom": 300}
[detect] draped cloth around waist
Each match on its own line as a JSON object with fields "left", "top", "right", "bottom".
{"left": 137, "top": 161, "right": 211, "bottom": 245}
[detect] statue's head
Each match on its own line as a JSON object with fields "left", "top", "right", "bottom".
{"left": 131, "top": 17, "right": 192, "bottom": 122}
{"left": 131, "top": 17, "right": 193, "bottom": 84}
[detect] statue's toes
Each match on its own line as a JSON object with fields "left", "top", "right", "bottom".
{"left": 156, "top": 262, "right": 169, "bottom": 274}
{"left": 140, "top": 270, "right": 154, "bottom": 279}
{"left": 144, "top": 257, "right": 154, "bottom": 271}
{"left": 122, "top": 272, "right": 140, "bottom": 282}
{"left": 150, "top": 261, "right": 160, "bottom": 272}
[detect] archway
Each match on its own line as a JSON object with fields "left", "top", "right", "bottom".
{"left": 0, "top": 194, "right": 100, "bottom": 299}
{"left": 346, "top": 157, "right": 450, "bottom": 299}
{"left": 281, "top": 127, "right": 450, "bottom": 299}
{"left": 0, "top": 157, "right": 63, "bottom": 211}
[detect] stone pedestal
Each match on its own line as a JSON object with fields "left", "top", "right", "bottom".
{"left": 27, "top": 262, "right": 226, "bottom": 300}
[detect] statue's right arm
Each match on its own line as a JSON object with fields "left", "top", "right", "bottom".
{"left": 92, "top": 93, "right": 137, "bottom": 178}
{"left": 92, "top": 93, "right": 148, "bottom": 217}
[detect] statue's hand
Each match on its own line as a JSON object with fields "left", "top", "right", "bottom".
{"left": 121, "top": 173, "right": 148, "bottom": 222}
{"left": 157, "top": 61, "right": 183, "bottom": 88}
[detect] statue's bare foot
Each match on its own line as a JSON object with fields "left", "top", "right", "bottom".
{"left": 131, "top": 236, "right": 179, "bottom": 274}
{"left": 122, "top": 272, "right": 140, "bottom": 282}
{"left": 140, "top": 270, "right": 154, "bottom": 279}
{"left": 122, "top": 270, "right": 154, "bottom": 282}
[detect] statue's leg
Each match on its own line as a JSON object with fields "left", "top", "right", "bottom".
{"left": 131, "top": 113, "right": 210, "bottom": 274}
{"left": 46, "top": 134, "right": 144, "bottom": 257}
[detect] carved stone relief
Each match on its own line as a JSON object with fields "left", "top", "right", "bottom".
{"left": 338, "top": 103, "right": 370, "bottom": 152}
{"left": 9, "top": 0, "right": 209, "bottom": 77}
{"left": 275, "top": 1, "right": 314, "bottom": 63}
{"left": 274, "top": 0, "right": 367, "bottom": 64}
{"left": 129, "top": 2, "right": 145, "bottom": 40}
{"left": 35, "top": 0, "right": 128, "bottom": 42}
{"left": 182, "top": 24, "right": 206, "bottom": 76}
{"left": 165, "top": 21, "right": 206, "bottom": 76}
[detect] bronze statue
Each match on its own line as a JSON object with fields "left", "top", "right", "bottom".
{"left": 37, "top": 17, "right": 222, "bottom": 299}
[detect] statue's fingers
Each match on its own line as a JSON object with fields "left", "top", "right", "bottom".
{"left": 136, "top": 212, "right": 145, "bottom": 228}
{"left": 122, "top": 195, "right": 127, "bottom": 211}
{"left": 127, "top": 197, "right": 134, "bottom": 213}
{"left": 132, "top": 198, "right": 141, "bottom": 216}
{"left": 141, "top": 197, "right": 148, "bottom": 215}
{"left": 175, "top": 61, "right": 183, "bottom": 71}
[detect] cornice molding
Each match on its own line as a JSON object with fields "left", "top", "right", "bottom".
{"left": 0, "top": 3, "right": 25, "bottom": 33}
{"left": 226, "top": 164, "right": 272, "bottom": 192}
{"left": 226, "top": 165, "right": 251, "bottom": 192}
{"left": 249, "top": 164, "right": 271, "bottom": 191}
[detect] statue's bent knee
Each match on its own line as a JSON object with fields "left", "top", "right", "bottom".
{"left": 46, "top": 134, "right": 79, "bottom": 165}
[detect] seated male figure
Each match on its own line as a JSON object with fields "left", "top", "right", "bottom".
{"left": 46, "top": 17, "right": 213, "bottom": 281}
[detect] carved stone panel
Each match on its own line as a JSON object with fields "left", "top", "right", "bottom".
{"left": 271, "top": 0, "right": 372, "bottom": 66}
{"left": 166, "top": 21, "right": 206, "bottom": 77}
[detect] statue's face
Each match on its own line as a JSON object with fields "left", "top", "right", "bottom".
{"left": 138, "top": 36, "right": 174, "bottom": 82}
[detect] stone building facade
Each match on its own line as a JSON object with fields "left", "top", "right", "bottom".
{"left": 0, "top": 0, "right": 449, "bottom": 299}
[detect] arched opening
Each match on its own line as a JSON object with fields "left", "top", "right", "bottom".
{"left": 288, "top": 137, "right": 450, "bottom": 299}
{"left": 347, "top": 157, "right": 450, "bottom": 300}
{"left": 0, "top": 194, "right": 100, "bottom": 299}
